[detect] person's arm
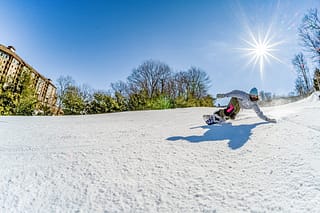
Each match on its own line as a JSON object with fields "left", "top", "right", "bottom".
{"left": 252, "top": 104, "right": 276, "bottom": 123}
{"left": 217, "top": 90, "right": 247, "bottom": 99}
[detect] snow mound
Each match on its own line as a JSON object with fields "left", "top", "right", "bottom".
{"left": 307, "top": 91, "right": 320, "bottom": 103}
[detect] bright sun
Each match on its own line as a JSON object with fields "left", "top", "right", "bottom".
{"left": 240, "top": 31, "right": 283, "bottom": 80}
{"left": 255, "top": 43, "right": 267, "bottom": 56}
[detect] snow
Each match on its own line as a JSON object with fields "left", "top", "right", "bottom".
{"left": 1, "top": 92, "right": 320, "bottom": 212}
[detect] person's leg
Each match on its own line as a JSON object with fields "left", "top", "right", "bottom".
{"left": 205, "top": 98, "right": 240, "bottom": 125}
{"left": 228, "top": 97, "right": 240, "bottom": 119}
{"left": 222, "top": 97, "right": 240, "bottom": 120}
{"left": 219, "top": 98, "right": 234, "bottom": 119}
{"left": 204, "top": 108, "right": 225, "bottom": 125}
{"left": 214, "top": 109, "right": 225, "bottom": 118}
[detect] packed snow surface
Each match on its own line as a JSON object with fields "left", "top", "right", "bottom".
{"left": 1, "top": 92, "right": 320, "bottom": 212}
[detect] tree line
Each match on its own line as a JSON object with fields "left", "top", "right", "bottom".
{"left": 292, "top": 8, "right": 320, "bottom": 95}
{"left": 57, "top": 60, "right": 214, "bottom": 115}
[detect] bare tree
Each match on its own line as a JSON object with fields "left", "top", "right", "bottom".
{"left": 173, "top": 68, "right": 211, "bottom": 99}
{"left": 186, "top": 67, "right": 211, "bottom": 99}
{"left": 127, "top": 60, "right": 172, "bottom": 98}
{"left": 111, "top": 80, "right": 129, "bottom": 97}
{"left": 299, "top": 8, "right": 320, "bottom": 67}
{"left": 295, "top": 76, "right": 305, "bottom": 96}
{"left": 56, "top": 75, "right": 75, "bottom": 111}
{"left": 174, "top": 71, "right": 189, "bottom": 98}
{"left": 292, "top": 53, "right": 311, "bottom": 94}
{"left": 314, "top": 68, "right": 320, "bottom": 91}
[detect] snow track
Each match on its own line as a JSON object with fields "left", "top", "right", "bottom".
{"left": 1, "top": 93, "right": 320, "bottom": 212}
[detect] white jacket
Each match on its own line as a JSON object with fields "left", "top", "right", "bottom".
{"left": 222, "top": 90, "right": 270, "bottom": 121}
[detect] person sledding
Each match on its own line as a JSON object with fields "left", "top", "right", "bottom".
{"left": 204, "top": 87, "right": 276, "bottom": 125}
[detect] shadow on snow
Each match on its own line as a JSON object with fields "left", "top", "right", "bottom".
{"left": 167, "top": 122, "right": 269, "bottom": 150}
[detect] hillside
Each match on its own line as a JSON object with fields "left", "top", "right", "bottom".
{"left": 0, "top": 92, "right": 319, "bottom": 212}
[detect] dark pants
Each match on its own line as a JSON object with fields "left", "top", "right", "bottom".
{"left": 215, "top": 97, "right": 240, "bottom": 120}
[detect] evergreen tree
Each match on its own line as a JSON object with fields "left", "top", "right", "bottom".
{"left": 15, "top": 69, "right": 38, "bottom": 115}
{"left": 62, "top": 85, "right": 86, "bottom": 115}
{"left": 0, "top": 69, "right": 38, "bottom": 115}
{"left": 0, "top": 80, "right": 17, "bottom": 115}
{"left": 114, "top": 92, "right": 128, "bottom": 111}
{"left": 88, "top": 91, "right": 119, "bottom": 114}
{"left": 127, "top": 91, "right": 148, "bottom": 111}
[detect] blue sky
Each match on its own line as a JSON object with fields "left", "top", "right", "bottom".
{"left": 0, "top": 0, "right": 319, "bottom": 96}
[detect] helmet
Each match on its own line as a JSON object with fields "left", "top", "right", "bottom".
{"left": 249, "top": 87, "right": 258, "bottom": 96}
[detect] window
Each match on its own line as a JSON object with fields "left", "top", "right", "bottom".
{"left": 0, "top": 51, "right": 8, "bottom": 60}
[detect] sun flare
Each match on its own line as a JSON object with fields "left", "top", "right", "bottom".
{"left": 240, "top": 31, "right": 283, "bottom": 80}
{"left": 255, "top": 43, "right": 267, "bottom": 56}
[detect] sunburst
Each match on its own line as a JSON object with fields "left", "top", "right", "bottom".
{"left": 240, "top": 30, "right": 284, "bottom": 80}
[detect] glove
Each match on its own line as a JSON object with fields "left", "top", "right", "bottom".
{"left": 216, "top": 94, "right": 225, "bottom": 98}
{"left": 267, "top": 118, "right": 277, "bottom": 123}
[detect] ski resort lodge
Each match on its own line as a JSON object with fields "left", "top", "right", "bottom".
{"left": 0, "top": 44, "right": 58, "bottom": 114}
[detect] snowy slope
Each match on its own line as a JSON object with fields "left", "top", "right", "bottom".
{"left": 0, "top": 93, "right": 320, "bottom": 212}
